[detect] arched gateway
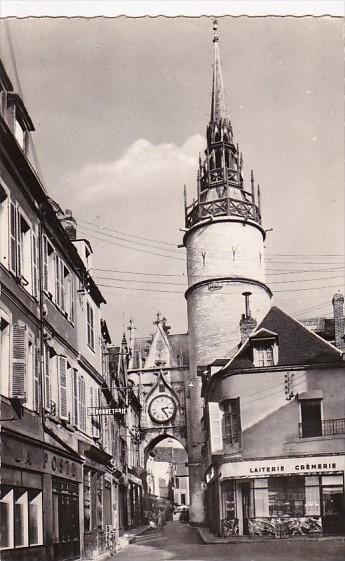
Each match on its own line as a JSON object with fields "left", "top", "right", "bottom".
{"left": 127, "top": 314, "right": 189, "bottom": 478}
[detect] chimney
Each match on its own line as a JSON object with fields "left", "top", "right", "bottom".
{"left": 60, "top": 209, "right": 77, "bottom": 240}
{"left": 332, "top": 292, "right": 345, "bottom": 351}
{"left": 239, "top": 292, "right": 257, "bottom": 344}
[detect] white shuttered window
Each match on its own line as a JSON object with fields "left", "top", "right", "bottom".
{"left": 10, "top": 324, "right": 27, "bottom": 399}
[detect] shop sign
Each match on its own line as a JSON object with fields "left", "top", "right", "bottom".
{"left": 0, "top": 435, "right": 43, "bottom": 472}
{"left": 43, "top": 450, "right": 82, "bottom": 481}
{"left": 219, "top": 455, "right": 345, "bottom": 481}
{"left": 208, "top": 402, "right": 223, "bottom": 455}
{"left": 88, "top": 406, "right": 127, "bottom": 416}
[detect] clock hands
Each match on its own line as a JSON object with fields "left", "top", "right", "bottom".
{"left": 161, "top": 406, "right": 170, "bottom": 417}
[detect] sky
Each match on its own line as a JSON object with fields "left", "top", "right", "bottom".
{"left": 1, "top": 15, "right": 344, "bottom": 343}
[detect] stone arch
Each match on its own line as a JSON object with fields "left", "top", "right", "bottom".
{"left": 144, "top": 433, "right": 187, "bottom": 464}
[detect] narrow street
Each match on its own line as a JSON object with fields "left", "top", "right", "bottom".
{"left": 113, "top": 521, "right": 345, "bottom": 561}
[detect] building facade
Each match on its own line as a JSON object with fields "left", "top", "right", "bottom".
{"left": 0, "top": 58, "right": 143, "bottom": 561}
{"left": 202, "top": 305, "right": 345, "bottom": 538}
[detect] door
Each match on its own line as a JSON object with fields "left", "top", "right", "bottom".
{"left": 322, "top": 485, "right": 345, "bottom": 534}
{"left": 242, "top": 482, "right": 251, "bottom": 535}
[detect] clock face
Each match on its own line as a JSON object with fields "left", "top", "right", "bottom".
{"left": 148, "top": 395, "right": 176, "bottom": 423}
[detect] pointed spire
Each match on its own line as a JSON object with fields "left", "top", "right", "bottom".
{"left": 210, "top": 19, "right": 227, "bottom": 124}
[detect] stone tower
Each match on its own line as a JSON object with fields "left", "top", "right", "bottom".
{"left": 183, "top": 20, "right": 272, "bottom": 524}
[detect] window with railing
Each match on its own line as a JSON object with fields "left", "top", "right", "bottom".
{"left": 299, "top": 417, "right": 345, "bottom": 438}
{"left": 299, "top": 399, "right": 322, "bottom": 437}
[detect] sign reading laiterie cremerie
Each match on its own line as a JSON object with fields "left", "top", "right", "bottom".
{"left": 219, "top": 455, "right": 345, "bottom": 481}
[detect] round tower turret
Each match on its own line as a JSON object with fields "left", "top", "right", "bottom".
{"left": 184, "top": 20, "right": 272, "bottom": 526}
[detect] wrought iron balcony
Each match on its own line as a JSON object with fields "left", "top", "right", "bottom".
{"left": 185, "top": 195, "right": 261, "bottom": 229}
{"left": 298, "top": 418, "right": 345, "bottom": 438}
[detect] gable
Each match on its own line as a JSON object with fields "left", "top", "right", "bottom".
{"left": 225, "top": 306, "right": 343, "bottom": 371}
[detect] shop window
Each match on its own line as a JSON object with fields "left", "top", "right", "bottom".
{"left": 300, "top": 399, "right": 322, "bottom": 438}
{"left": 268, "top": 476, "right": 304, "bottom": 517}
{"left": 84, "top": 471, "right": 92, "bottom": 533}
{"left": 86, "top": 301, "right": 95, "bottom": 351}
{"left": 305, "top": 476, "right": 321, "bottom": 516}
{"left": 96, "top": 475, "right": 103, "bottom": 530}
{"left": 0, "top": 487, "right": 43, "bottom": 550}
{"left": 254, "top": 478, "right": 269, "bottom": 517}
{"left": 0, "top": 489, "right": 13, "bottom": 549}
{"left": 321, "top": 475, "right": 344, "bottom": 517}
{"left": 221, "top": 398, "right": 241, "bottom": 446}
{"left": 222, "top": 480, "right": 236, "bottom": 520}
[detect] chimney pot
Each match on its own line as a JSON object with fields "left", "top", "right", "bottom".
{"left": 332, "top": 292, "right": 345, "bottom": 351}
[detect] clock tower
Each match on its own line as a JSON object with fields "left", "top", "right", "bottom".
{"left": 183, "top": 20, "right": 272, "bottom": 524}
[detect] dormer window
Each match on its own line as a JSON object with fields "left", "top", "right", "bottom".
{"left": 250, "top": 328, "right": 279, "bottom": 368}
{"left": 255, "top": 345, "right": 274, "bottom": 367}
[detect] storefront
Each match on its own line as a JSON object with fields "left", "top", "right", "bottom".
{"left": 0, "top": 433, "right": 45, "bottom": 561}
{"left": 216, "top": 455, "right": 345, "bottom": 537}
{"left": 79, "top": 442, "right": 112, "bottom": 558}
{"left": 43, "top": 447, "right": 83, "bottom": 561}
{"left": 127, "top": 472, "right": 143, "bottom": 529}
{"left": 0, "top": 432, "right": 83, "bottom": 561}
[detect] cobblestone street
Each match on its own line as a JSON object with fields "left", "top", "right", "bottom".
{"left": 113, "top": 521, "right": 345, "bottom": 561}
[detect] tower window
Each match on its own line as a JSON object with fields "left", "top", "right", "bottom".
{"left": 221, "top": 398, "right": 241, "bottom": 446}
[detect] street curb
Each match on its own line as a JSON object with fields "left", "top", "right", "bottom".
{"left": 197, "top": 528, "right": 345, "bottom": 545}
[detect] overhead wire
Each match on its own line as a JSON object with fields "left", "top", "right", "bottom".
{"left": 77, "top": 217, "right": 345, "bottom": 259}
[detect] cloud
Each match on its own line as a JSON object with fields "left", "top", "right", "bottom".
{"left": 71, "top": 135, "right": 204, "bottom": 205}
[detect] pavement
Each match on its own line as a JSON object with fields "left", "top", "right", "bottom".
{"left": 110, "top": 520, "right": 345, "bottom": 560}
{"left": 197, "top": 525, "right": 345, "bottom": 544}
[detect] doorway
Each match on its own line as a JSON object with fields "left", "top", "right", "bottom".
{"left": 241, "top": 482, "right": 251, "bottom": 535}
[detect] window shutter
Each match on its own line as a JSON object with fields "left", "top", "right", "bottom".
{"left": 208, "top": 402, "right": 224, "bottom": 455}
{"left": 10, "top": 323, "right": 27, "bottom": 398}
{"left": 58, "top": 356, "right": 68, "bottom": 420}
{"left": 16, "top": 210, "right": 22, "bottom": 277}
{"left": 42, "top": 236, "right": 48, "bottom": 292}
{"left": 72, "top": 369, "right": 78, "bottom": 426}
{"left": 9, "top": 201, "right": 17, "bottom": 274}
{"left": 55, "top": 255, "right": 60, "bottom": 307}
{"left": 70, "top": 276, "right": 75, "bottom": 322}
{"left": 32, "top": 231, "right": 39, "bottom": 299}
{"left": 79, "top": 376, "right": 86, "bottom": 432}
{"left": 60, "top": 261, "right": 65, "bottom": 312}
{"left": 44, "top": 345, "right": 51, "bottom": 411}
{"left": 33, "top": 344, "right": 40, "bottom": 411}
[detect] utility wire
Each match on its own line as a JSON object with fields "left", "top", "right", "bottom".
{"left": 80, "top": 228, "right": 344, "bottom": 269}
{"left": 93, "top": 273, "right": 345, "bottom": 287}
{"left": 77, "top": 217, "right": 344, "bottom": 259}
{"left": 90, "top": 265, "right": 344, "bottom": 278}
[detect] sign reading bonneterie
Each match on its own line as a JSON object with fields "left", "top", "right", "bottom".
{"left": 219, "top": 455, "right": 345, "bottom": 481}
